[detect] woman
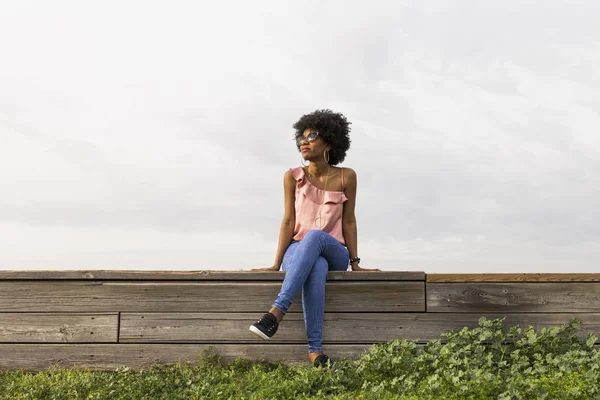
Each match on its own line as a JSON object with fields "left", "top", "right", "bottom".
{"left": 250, "top": 109, "right": 380, "bottom": 367}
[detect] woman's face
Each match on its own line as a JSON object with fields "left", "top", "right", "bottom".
{"left": 298, "top": 128, "right": 329, "bottom": 160}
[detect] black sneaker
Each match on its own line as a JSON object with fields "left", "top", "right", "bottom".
{"left": 313, "top": 354, "right": 333, "bottom": 368}
{"left": 249, "top": 312, "right": 279, "bottom": 340}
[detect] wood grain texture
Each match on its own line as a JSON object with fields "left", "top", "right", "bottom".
{"left": 427, "top": 282, "right": 600, "bottom": 313}
{"left": 0, "top": 270, "right": 425, "bottom": 281}
{"left": 0, "top": 281, "right": 425, "bottom": 312}
{"left": 0, "top": 313, "right": 118, "bottom": 343}
{"left": 3, "top": 341, "right": 600, "bottom": 372}
{"left": 427, "top": 274, "right": 600, "bottom": 282}
{"left": 3, "top": 271, "right": 598, "bottom": 373}
{"left": 0, "top": 344, "right": 372, "bottom": 372}
{"left": 119, "top": 312, "right": 600, "bottom": 344}
{"left": 121, "top": 312, "right": 416, "bottom": 343}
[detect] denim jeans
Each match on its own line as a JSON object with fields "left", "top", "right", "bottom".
{"left": 272, "top": 229, "right": 349, "bottom": 353}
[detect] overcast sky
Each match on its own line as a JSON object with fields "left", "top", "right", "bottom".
{"left": 1, "top": 1, "right": 599, "bottom": 272}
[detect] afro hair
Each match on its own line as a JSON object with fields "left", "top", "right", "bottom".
{"left": 293, "top": 109, "right": 351, "bottom": 166}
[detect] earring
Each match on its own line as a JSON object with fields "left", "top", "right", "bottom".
{"left": 324, "top": 150, "right": 330, "bottom": 164}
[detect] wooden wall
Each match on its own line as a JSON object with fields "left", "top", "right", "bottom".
{"left": 0, "top": 271, "right": 599, "bottom": 372}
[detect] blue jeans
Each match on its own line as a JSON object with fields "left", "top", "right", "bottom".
{"left": 272, "top": 230, "right": 349, "bottom": 353}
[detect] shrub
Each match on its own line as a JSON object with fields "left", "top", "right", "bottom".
{"left": 0, "top": 317, "right": 598, "bottom": 399}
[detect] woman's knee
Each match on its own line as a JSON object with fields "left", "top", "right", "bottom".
{"left": 303, "top": 229, "right": 326, "bottom": 243}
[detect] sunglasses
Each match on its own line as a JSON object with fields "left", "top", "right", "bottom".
{"left": 296, "top": 131, "right": 320, "bottom": 146}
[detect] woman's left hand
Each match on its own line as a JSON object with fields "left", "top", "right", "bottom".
{"left": 351, "top": 265, "right": 381, "bottom": 272}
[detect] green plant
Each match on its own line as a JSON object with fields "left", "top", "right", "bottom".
{"left": 0, "top": 318, "right": 598, "bottom": 399}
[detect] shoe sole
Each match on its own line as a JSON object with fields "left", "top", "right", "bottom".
{"left": 249, "top": 325, "right": 271, "bottom": 340}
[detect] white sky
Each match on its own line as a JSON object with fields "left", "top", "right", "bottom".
{"left": 1, "top": 1, "right": 599, "bottom": 272}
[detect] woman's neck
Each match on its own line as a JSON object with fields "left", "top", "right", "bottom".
{"left": 306, "top": 160, "right": 330, "bottom": 178}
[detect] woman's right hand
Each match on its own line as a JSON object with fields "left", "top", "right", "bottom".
{"left": 250, "top": 265, "right": 281, "bottom": 272}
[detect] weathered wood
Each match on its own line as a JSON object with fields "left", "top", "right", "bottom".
{"left": 0, "top": 313, "right": 118, "bottom": 343}
{"left": 0, "top": 281, "right": 425, "bottom": 312}
{"left": 0, "top": 270, "right": 425, "bottom": 281}
{"left": 119, "top": 312, "right": 600, "bottom": 344}
{"left": 0, "top": 344, "right": 372, "bottom": 372}
{"left": 2, "top": 341, "right": 599, "bottom": 372}
{"left": 427, "top": 273, "right": 600, "bottom": 283}
{"left": 121, "top": 312, "right": 411, "bottom": 343}
{"left": 1, "top": 270, "right": 597, "bottom": 373}
{"left": 427, "top": 282, "right": 600, "bottom": 313}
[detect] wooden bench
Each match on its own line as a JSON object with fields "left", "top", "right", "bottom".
{"left": 0, "top": 271, "right": 599, "bottom": 371}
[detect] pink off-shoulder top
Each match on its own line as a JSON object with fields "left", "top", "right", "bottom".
{"left": 290, "top": 166, "right": 348, "bottom": 245}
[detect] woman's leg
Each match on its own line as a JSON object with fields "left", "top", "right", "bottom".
{"left": 271, "top": 230, "right": 348, "bottom": 316}
{"left": 249, "top": 240, "right": 302, "bottom": 340}
{"left": 302, "top": 257, "right": 329, "bottom": 355}
{"left": 301, "top": 236, "right": 349, "bottom": 358}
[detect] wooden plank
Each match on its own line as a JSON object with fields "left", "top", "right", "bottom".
{"left": 121, "top": 312, "right": 408, "bottom": 343}
{"left": 119, "top": 312, "right": 600, "bottom": 344}
{"left": 0, "top": 344, "right": 372, "bottom": 372}
{"left": 3, "top": 342, "right": 600, "bottom": 372}
{"left": 0, "top": 270, "right": 425, "bottom": 281}
{"left": 0, "top": 281, "right": 425, "bottom": 312}
{"left": 427, "top": 273, "right": 600, "bottom": 282}
{"left": 0, "top": 313, "right": 118, "bottom": 343}
{"left": 427, "top": 282, "right": 600, "bottom": 313}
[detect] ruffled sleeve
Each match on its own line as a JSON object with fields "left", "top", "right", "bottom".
{"left": 290, "top": 167, "right": 306, "bottom": 183}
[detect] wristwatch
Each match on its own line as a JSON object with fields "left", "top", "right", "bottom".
{"left": 349, "top": 257, "right": 361, "bottom": 265}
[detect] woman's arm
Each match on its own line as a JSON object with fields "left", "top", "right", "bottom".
{"left": 251, "top": 170, "right": 296, "bottom": 271}
{"left": 342, "top": 168, "right": 380, "bottom": 272}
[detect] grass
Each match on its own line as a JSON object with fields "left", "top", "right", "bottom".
{"left": 1, "top": 317, "right": 599, "bottom": 399}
